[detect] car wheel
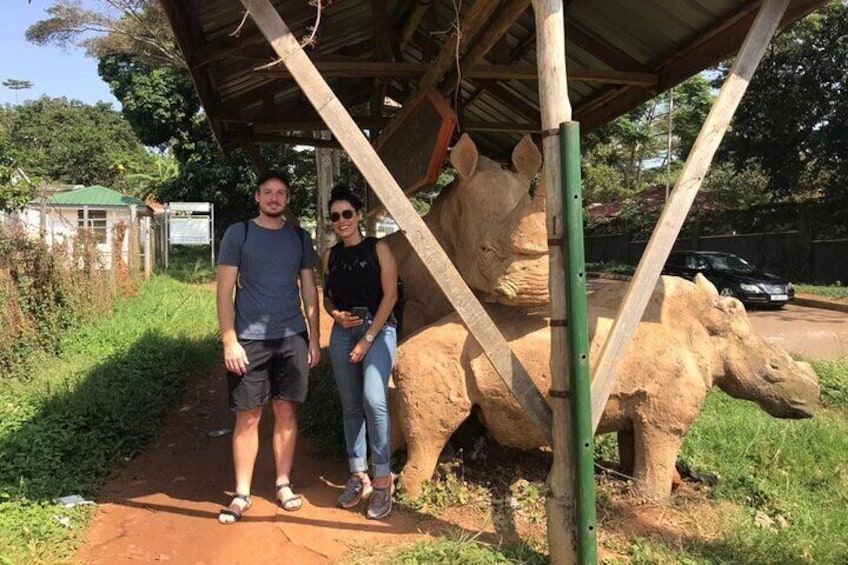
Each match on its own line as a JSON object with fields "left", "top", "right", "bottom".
{"left": 719, "top": 287, "right": 735, "bottom": 297}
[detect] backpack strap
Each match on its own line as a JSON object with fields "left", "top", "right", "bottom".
{"left": 239, "top": 220, "right": 250, "bottom": 267}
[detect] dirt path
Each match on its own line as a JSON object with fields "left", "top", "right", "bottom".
{"left": 77, "top": 361, "right": 429, "bottom": 564}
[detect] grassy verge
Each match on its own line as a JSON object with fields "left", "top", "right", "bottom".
{"left": 621, "top": 358, "right": 848, "bottom": 563}
{"left": 586, "top": 261, "right": 636, "bottom": 276}
{"left": 795, "top": 283, "right": 848, "bottom": 301}
{"left": 0, "top": 274, "right": 219, "bottom": 564}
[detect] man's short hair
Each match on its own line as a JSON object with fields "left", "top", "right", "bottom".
{"left": 256, "top": 170, "right": 292, "bottom": 191}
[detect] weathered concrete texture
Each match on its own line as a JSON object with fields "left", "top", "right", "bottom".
{"left": 392, "top": 275, "right": 821, "bottom": 500}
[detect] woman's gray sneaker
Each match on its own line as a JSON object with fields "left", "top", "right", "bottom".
{"left": 338, "top": 474, "right": 372, "bottom": 509}
{"left": 366, "top": 482, "right": 393, "bottom": 519}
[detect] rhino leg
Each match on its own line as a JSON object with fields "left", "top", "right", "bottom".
{"left": 631, "top": 420, "right": 685, "bottom": 501}
{"left": 398, "top": 397, "right": 473, "bottom": 499}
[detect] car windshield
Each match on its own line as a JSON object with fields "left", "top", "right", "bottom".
{"left": 706, "top": 254, "right": 756, "bottom": 273}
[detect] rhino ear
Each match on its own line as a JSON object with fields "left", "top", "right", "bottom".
{"left": 450, "top": 133, "right": 479, "bottom": 179}
{"left": 511, "top": 135, "right": 542, "bottom": 181}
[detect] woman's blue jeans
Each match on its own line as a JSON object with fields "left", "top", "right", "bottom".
{"left": 329, "top": 320, "right": 397, "bottom": 479}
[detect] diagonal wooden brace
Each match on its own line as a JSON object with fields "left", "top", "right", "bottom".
{"left": 240, "top": 0, "right": 554, "bottom": 441}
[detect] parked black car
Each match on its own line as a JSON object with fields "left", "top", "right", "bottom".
{"left": 662, "top": 251, "right": 795, "bottom": 307}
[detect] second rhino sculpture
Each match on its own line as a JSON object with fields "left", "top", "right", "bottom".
{"left": 392, "top": 274, "right": 821, "bottom": 500}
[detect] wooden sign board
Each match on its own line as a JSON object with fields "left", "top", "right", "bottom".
{"left": 375, "top": 89, "right": 456, "bottom": 198}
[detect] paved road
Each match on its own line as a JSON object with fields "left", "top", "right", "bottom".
{"left": 747, "top": 303, "right": 848, "bottom": 361}
{"left": 587, "top": 279, "right": 848, "bottom": 361}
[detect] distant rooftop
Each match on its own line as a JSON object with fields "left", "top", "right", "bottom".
{"left": 47, "top": 185, "right": 147, "bottom": 209}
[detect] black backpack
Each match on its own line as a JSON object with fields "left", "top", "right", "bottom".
{"left": 328, "top": 237, "right": 405, "bottom": 332}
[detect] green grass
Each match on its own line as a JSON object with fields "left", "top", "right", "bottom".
{"left": 393, "top": 535, "right": 546, "bottom": 564}
{"left": 0, "top": 275, "right": 219, "bottom": 564}
{"left": 795, "top": 283, "right": 848, "bottom": 301}
{"left": 161, "top": 245, "right": 217, "bottom": 284}
{"left": 632, "top": 358, "right": 848, "bottom": 564}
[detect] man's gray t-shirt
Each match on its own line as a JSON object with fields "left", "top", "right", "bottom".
{"left": 218, "top": 220, "right": 315, "bottom": 340}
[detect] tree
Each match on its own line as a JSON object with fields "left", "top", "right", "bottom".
{"left": 719, "top": 1, "right": 848, "bottom": 206}
{"left": 25, "top": 0, "right": 183, "bottom": 68}
{"left": 98, "top": 53, "right": 199, "bottom": 148}
{"left": 2, "top": 79, "right": 34, "bottom": 104}
{"left": 1, "top": 96, "right": 155, "bottom": 187}
{"left": 581, "top": 74, "right": 715, "bottom": 204}
{"left": 0, "top": 166, "right": 36, "bottom": 212}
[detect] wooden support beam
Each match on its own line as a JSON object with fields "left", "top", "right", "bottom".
{"left": 530, "top": 0, "right": 577, "bottom": 561}
{"left": 400, "top": 0, "right": 433, "bottom": 50}
{"left": 159, "top": 1, "right": 225, "bottom": 144}
{"left": 441, "top": 0, "right": 532, "bottom": 92}
{"left": 314, "top": 131, "right": 336, "bottom": 259}
{"left": 422, "top": 0, "right": 441, "bottom": 62}
{"left": 260, "top": 60, "right": 430, "bottom": 78}
{"left": 418, "top": 0, "right": 503, "bottom": 90}
{"left": 477, "top": 80, "right": 539, "bottom": 122}
{"left": 253, "top": 116, "right": 390, "bottom": 133}
{"left": 241, "top": 0, "right": 553, "bottom": 439}
{"left": 258, "top": 61, "right": 658, "bottom": 86}
{"left": 230, "top": 134, "right": 342, "bottom": 148}
{"left": 589, "top": 0, "right": 792, "bottom": 433}
{"left": 463, "top": 120, "right": 541, "bottom": 133}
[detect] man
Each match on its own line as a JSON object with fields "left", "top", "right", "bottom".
{"left": 215, "top": 171, "right": 320, "bottom": 524}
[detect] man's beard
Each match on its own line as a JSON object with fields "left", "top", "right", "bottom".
{"left": 260, "top": 207, "right": 285, "bottom": 218}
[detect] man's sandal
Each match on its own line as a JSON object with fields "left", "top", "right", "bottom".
{"left": 275, "top": 482, "right": 303, "bottom": 512}
{"left": 218, "top": 494, "right": 251, "bottom": 525}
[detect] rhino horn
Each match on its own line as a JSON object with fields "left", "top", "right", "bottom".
{"left": 506, "top": 193, "right": 548, "bottom": 254}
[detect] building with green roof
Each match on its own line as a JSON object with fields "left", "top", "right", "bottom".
{"left": 47, "top": 185, "right": 149, "bottom": 210}
{"left": 20, "top": 185, "right": 153, "bottom": 270}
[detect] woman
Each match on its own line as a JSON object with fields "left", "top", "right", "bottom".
{"left": 322, "top": 185, "right": 399, "bottom": 520}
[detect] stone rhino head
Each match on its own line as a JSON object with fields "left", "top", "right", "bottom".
{"left": 427, "top": 133, "right": 548, "bottom": 306}
{"left": 693, "top": 275, "right": 821, "bottom": 418}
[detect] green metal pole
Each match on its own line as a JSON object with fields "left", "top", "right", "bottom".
{"left": 560, "top": 121, "right": 598, "bottom": 564}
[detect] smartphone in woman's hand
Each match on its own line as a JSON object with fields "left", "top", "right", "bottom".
{"left": 350, "top": 306, "right": 369, "bottom": 320}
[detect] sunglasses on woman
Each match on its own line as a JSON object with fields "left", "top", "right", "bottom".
{"left": 330, "top": 209, "right": 356, "bottom": 222}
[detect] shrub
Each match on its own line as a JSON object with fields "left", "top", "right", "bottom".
{"left": 0, "top": 227, "right": 116, "bottom": 378}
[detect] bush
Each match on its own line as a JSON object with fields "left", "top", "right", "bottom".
{"left": 0, "top": 227, "right": 116, "bottom": 378}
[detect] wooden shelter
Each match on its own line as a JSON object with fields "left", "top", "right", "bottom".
{"left": 160, "top": 0, "right": 824, "bottom": 166}
{"left": 160, "top": 1, "right": 828, "bottom": 562}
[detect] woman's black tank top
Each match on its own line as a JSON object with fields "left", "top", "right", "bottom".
{"left": 327, "top": 237, "right": 384, "bottom": 316}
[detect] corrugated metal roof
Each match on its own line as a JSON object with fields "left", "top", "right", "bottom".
{"left": 160, "top": 0, "right": 828, "bottom": 164}
{"left": 48, "top": 186, "right": 147, "bottom": 208}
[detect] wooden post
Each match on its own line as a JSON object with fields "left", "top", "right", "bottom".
{"left": 589, "top": 0, "right": 791, "bottom": 433}
{"left": 128, "top": 204, "right": 139, "bottom": 277}
{"left": 314, "top": 130, "right": 335, "bottom": 262}
{"left": 143, "top": 216, "right": 153, "bottom": 279}
{"left": 38, "top": 182, "right": 48, "bottom": 240}
{"left": 241, "top": 0, "right": 553, "bottom": 437}
{"left": 531, "top": 0, "right": 577, "bottom": 562}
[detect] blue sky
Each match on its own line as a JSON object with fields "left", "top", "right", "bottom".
{"left": 0, "top": 2, "right": 119, "bottom": 107}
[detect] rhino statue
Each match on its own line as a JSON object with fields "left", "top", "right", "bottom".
{"left": 385, "top": 133, "right": 548, "bottom": 336}
{"left": 391, "top": 274, "right": 821, "bottom": 500}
